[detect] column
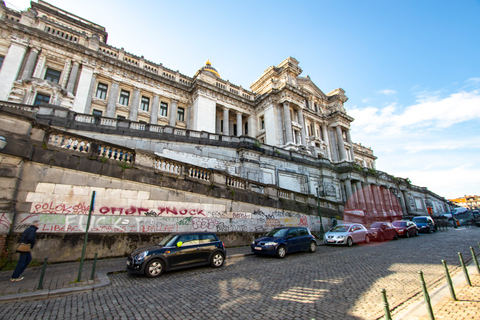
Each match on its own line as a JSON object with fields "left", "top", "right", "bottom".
{"left": 20, "top": 47, "right": 39, "bottom": 80}
{"left": 129, "top": 88, "right": 140, "bottom": 121}
{"left": 0, "top": 39, "right": 28, "bottom": 100}
{"left": 215, "top": 111, "right": 222, "bottom": 134}
{"left": 83, "top": 73, "right": 96, "bottom": 114}
{"left": 322, "top": 125, "right": 332, "bottom": 160}
{"left": 72, "top": 65, "right": 94, "bottom": 113}
{"left": 32, "top": 54, "right": 46, "bottom": 78}
{"left": 169, "top": 100, "right": 178, "bottom": 126}
{"left": 398, "top": 190, "right": 407, "bottom": 216}
{"left": 346, "top": 130, "right": 355, "bottom": 161}
{"left": 66, "top": 61, "right": 79, "bottom": 93}
{"left": 283, "top": 101, "right": 293, "bottom": 143}
{"left": 336, "top": 126, "right": 347, "bottom": 161}
{"left": 402, "top": 191, "right": 411, "bottom": 214}
{"left": 356, "top": 181, "right": 366, "bottom": 210}
{"left": 223, "top": 108, "right": 229, "bottom": 135}
{"left": 344, "top": 179, "right": 353, "bottom": 204}
{"left": 247, "top": 116, "right": 255, "bottom": 137}
{"left": 150, "top": 95, "right": 159, "bottom": 124}
{"left": 363, "top": 183, "right": 374, "bottom": 215}
{"left": 298, "top": 108, "right": 307, "bottom": 146}
{"left": 236, "top": 112, "right": 243, "bottom": 136}
{"left": 61, "top": 60, "right": 71, "bottom": 89}
{"left": 105, "top": 82, "right": 119, "bottom": 118}
{"left": 373, "top": 185, "right": 384, "bottom": 215}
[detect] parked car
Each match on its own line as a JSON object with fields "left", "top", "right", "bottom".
{"left": 251, "top": 227, "right": 317, "bottom": 258}
{"left": 392, "top": 220, "right": 419, "bottom": 238}
{"left": 412, "top": 216, "right": 437, "bottom": 233}
{"left": 323, "top": 224, "right": 370, "bottom": 247}
{"left": 368, "top": 222, "right": 399, "bottom": 241}
{"left": 126, "top": 232, "right": 226, "bottom": 277}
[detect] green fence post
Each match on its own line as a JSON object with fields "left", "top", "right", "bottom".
{"left": 90, "top": 252, "right": 98, "bottom": 281}
{"left": 470, "top": 247, "right": 480, "bottom": 274}
{"left": 441, "top": 260, "right": 456, "bottom": 300}
{"left": 37, "top": 257, "right": 48, "bottom": 290}
{"left": 458, "top": 252, "right": 471, "bottom": 286}
{"left": 381, "top": 289, "right": 392, "bottom": 320}
{"left": 419, "top": 270, "right": 435, "bottom": 320}
{"left": 77, "top": 191, "right": 96, "bottom": 283}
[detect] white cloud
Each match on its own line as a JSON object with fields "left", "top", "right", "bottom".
{"left": 376, "top": 89, "right": 397, "bottom": 95}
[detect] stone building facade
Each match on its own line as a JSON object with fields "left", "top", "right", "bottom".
{"left": 0, "top": 1, "right": 453, "bottom": 260}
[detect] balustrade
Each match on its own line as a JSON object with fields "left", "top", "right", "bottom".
{"left": 100, "top": 118, "right": 118, "bottom": 127}
{"left": 278, "top": 190, "right": 291, "bottom": 200}
{"left": 98, "top": 145, "right": 133, "bottom": 162}
{"left": 75, "top": 114, "right": 95, "bottom": 124}
{"left": 155, "top": 159, "right": 181, "bottom": 175}
{"left": 188, "top": 168, "right": 210, "bottom": 181}
{"left": 227, "top": 177, "right": 246, "bottom": 189}
{"left": 48, "top": 133, "right": 90, "bottom": 153}
{"left": 149, "top": 125, "right": 163, "bottom": 133}
{"left": 130, "top": 123, "right": 146, "bottom": 131}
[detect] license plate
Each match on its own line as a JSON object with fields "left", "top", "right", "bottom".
{"left": 254, "top": 247, "right": 262, "bottom": 251}
{"left": 327, "top": 240, "right": 335, "bottom": 243}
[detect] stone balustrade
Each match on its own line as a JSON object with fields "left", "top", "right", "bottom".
{"left": 227, "top": 177, "right": 246, "bottom": 189}
{"left": 155, "top": 159, "right": 181, "bottom": 175}
{"left": 98, "top": 144, "right": 133, "bottom": 162}
{"left": 48, "top": 132, "right": 90, "bottom": 153}
{"left": 188, "top": 167, "right": 210, "bottom": 182}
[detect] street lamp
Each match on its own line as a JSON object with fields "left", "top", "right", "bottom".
{"left": 0, "top": 136, "right": 6, "bottom": 149}
{"left": 316, "top": 187, "right": 325, "bottom": 238}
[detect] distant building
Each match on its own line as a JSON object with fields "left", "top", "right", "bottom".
{"left": 449, "top": 195, "right": 479, "bottom": 209}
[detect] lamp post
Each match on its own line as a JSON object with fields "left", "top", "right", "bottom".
{"left": 316, "top": 187, "right": 325, "bottom": 238}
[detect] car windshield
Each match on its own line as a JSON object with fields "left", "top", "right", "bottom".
{"left": 265, "top": 228, "right": 288, "bottom": 237}
{"left": 330, "top": 225, "right": 349, "bottom": 232}
{"left": 392, "top": 221, "right": 406, "bottom": 227}
{"left": 370, "top": 222, "right": 383, "bottom": 228}
{"left": 158, "top": 234, "right": 178, "bottom": 247}
{"left": 413, "top": 217, "right": 427, "bottom": 223}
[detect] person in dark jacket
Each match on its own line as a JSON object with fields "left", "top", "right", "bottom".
{"left": 10, "top": 220, "right": 40, "bottom": 281}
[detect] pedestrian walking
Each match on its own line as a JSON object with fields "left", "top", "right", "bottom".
{"left": 10, "top": 220, "right": 40, "bottom": 282}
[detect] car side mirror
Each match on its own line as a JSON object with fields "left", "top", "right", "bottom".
{"left": 177, "top": 241, "right": 183, "bottom": 247}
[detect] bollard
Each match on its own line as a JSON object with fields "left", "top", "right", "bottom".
{"left": 470, "top": 247, "right": 480, "bottom": 274}
{"left": 381, "top": 289, "right": 392, "bottom": 320}
{"left": 441, "top": 260, "right": 457, "bottom": 300}
{"left": 37, "top": 257, "right": 48, "bottom": 290}
{"left": 419, "top": 270, "right": 435, "bottom": 320}
{"left": 458, "top": 252, "right": 471, "bottom": 286}
{"left": 91, "top": 252, "right": 98, "bottom": 281}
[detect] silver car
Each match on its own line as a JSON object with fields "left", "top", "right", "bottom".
{"left": 323, "top": 224, "right": 370, "bottom": 246}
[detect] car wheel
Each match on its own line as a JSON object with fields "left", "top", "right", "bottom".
{"left": 433, "top": 227, "right": 437, "bottom": 233}
{"left": 210, "top": 252, "right": 225, "bottom": 268}
{"left": 346, "top": 237, "right": 353, "bottom": 247}
{"left": 379, "top": 233, "right": 385, "bottom": 242}
{"left": 393, "top": 233, "right": 399, "bottom": 240}
{"left": 276, "top": 245, "right": 287, "bottom": 258}
{"left": 145, "top": 259, "right": 164, "bottom": 278}
{"left": 415, "top": 229, "right": 419, "bottom": 236}
{"left": 405, "top": 230, "right": 410, "bottom": 238}
{"left": 308, "top": 241, "right": 317, "bottom": 253}
{"left": 365, "top": 235, "right": 370, "bottom": 243}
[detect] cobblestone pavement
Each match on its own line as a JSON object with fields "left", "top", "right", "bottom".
{"left": 0, "top": 227, "right": 479, "bottom": 319}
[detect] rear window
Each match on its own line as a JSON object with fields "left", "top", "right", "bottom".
{"left": 298, "top": 228, "right": 308, "bottom": 236}
{"left": 413, "top": 217, "right": 427, "bottom": 223}
{"left": 392, "top": 221, "right": 406, "bottom": 227}
{"left": 266, "top": 228, "right": 288, "bottom": 237}
{"left": 370, "top": 222, "right": 383, "bottom": 228}
{"left": 200, "top": 234, "right": 218, "bottom": 243}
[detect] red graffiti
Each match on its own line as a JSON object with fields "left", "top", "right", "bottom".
{"left": 0, "top": 213, "right": 11, "bottom": 229}
{"left": 299, "top": 216, "right": 308, "bottom": 227}
{"left": 192, "top": 217, "right": 218, "bottom": 230}
{"left": 99, "top": 206, "right": 149, "bottom": 215}
{"left": 33, "top": 202, "right": 90, "bottom": 215}
{"left": 157, "top": 207, "right": 205, "bottom": 216}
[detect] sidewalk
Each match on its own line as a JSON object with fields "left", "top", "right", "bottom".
{"left": 0, "top": 246, "right": 253, "bottom": 303}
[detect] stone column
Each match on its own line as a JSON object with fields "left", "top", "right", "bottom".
{"left": 20, "top": 47, "right": 39, "bottom": 80}
{"left": 105, "top": 82, "right": 119, "bottom": 118}
{"left": 336, "top": 126, "right": 347, "bottom": 161}
{"left": 356, "top": 181, "right": 366, "bottom": 210}
{"left": 0, "top": 39, "right": 28, "bottom": 100}
{"left": 215, "top": 111, "right": 222, "bottom": 134}
{"left": 223, "top": 108, "right": 229, "bottom": 135}
{"left": 72, "top": 65, "right": 94, "bottom": 113}
{"left": 373, "top": 185, "right": 384, "bottom": 215}
{"left": 129, "top": 88, "right": 141, "bottom": 121}
{"left": 83, "top": 73, "right": 96, "bottom": 114}
{"left": 61, "top": 60, "right": 71, "bottom": 88}
{"left": 32, "top": 54, "right": 46, "bottom": 78}
{"left": 344, "top": 179, "right": 353, "bottom": 205}
{"left": 322, "top": 125, "right": 332, "bottom": 160}
{"left": 236, "top": 112, "right": 243, "bottom": 136}
{"left": 298, "top": 108, "right": 307, "bottom": 146}
{"left": 169, "top": 100, "right": 178, "bottom": 126}
{"left": 150, "top": 95, "right": 159, "bottom": 124}
{"left": 346, "top": 130, "right": 355, "bottom": 161}
{"left": 283, "top": 101, "right": 293, "bottom": 143}
{"left": 398, "top": 190, "right": 407, "bottom": 216}
{"left": 66, "top": 61, "right": 79, "bottom": 93}
{"left": 402, "top": 191, "right": 411, "bottom": 214}
{"left": 363, "top": 183, "right": 374, "bottom": 215}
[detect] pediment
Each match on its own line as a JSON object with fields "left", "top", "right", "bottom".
{"left": 297, "top": 77, "right": 327, "bottom": 99}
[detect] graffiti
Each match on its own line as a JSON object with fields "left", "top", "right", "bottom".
{"left": 232, "top": 212, "right": 252, "bottom": 219}
{"left": 99, "top": 206, "right": 150, "bottom": 216}
{"left": 265, "top": 219, "right": 281, "bottom": 228}
{"left": 0, "top": 213, "right": 12, "bottom": 230}
{"left": 157, "top": 206, "right": 206, "bottom": 216}
{"left": 209, "top": 211, "right": 231, "bottom": 219}
{"left": 216, "top": 222, "right": 229, "bottom": 233}
{"left": 144, "top": 210, "right": 158, "bottom": 217}
{"left": 192, "top": 217, "right": 219, "bottom": 230}
{"left": 33, "top": 202, "right": 90, "bottom": 215}
{"left": 299, "top": 216, "right": 308, "bottom": 227}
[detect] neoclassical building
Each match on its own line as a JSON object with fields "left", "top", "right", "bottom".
{"left": 0, "top": 0, "right": 451, "bottom": 233}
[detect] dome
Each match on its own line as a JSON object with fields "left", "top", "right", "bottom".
{"left": 198, "top": 59, "right": 221, "bottom": 78}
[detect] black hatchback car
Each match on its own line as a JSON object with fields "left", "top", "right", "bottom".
{"left": 368, "top": 222, "right": 399, "bottom": 241}
{"left": 251, "top": 227, "right": 317, "bottom": 258}
{"left": 126, "top": 232, "right": 226, "bottom": 277}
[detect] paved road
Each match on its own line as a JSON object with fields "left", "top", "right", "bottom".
{"left": 0, "top": 227, "right": 479, "bottom": 320}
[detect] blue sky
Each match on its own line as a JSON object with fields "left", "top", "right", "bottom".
{"left": 6, "top": 0, "right": 480, "bottom": 199}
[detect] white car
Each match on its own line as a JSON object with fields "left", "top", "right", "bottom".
{"left": 323, "top": 224, "right": 370, "bottom": 247}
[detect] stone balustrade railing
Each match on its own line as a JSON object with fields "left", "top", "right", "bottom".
{"left": 98, "top": 144, "right": 133, "bottom": 162}
{"left": 155, "top": 159, "right": 181, "bottom": 175}
{"left": 188, "top": 167, "right": 210, "bottom": 182}
{"left": 48, "top": 132, "right": 90, "bottom": 153}
{"left": 227, "top": 177, "right": 246, "bottom": 189}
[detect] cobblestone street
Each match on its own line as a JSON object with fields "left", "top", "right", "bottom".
{"left": 0, "top": 227, "right": 479, "bottom": 319}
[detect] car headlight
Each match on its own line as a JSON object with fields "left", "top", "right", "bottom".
{"left": 264, "top": 242, "right": 277, "bottom": 246}
{"left": 136, "top": 251, "right": 148, "bottom": 260}
{"left": 336, "top": 236, "right": 345, "bottom": 240}
{"left": 251, "top": 241, "right": 255, "bottom": 245}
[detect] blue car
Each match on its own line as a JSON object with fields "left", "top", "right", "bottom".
{"left": 251, "top": 227, "right": 317, "bottom": 258}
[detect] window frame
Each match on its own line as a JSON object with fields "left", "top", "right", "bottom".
{"left": 140, "top": 96, "right": 150, "bottom": 112}
{"left": 33, "top": 93, "right": 51, "bottom": 105}
{"left": 95, "top": 83, "right": 108, "bottom": 100}
{"left": 119, "top": 90, "right": 130, "bottom": 106}
{"left": 159, "top": 102, "right": 168, "bottom": 117}
{"left": 177, "top": 107, "right": 185, "bottom": 121}
{"left": 44, "top": 68, "right": 61, "bottom": 83}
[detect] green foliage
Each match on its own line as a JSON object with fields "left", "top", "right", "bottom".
{"left": 118, "top": 160, "right": 131, "bottom": 171}
{"left": 368, "top": 168, "right": 376, "bottom": 175}
{"left": 405, "top": 177, "right": 412, "bottom": 184}
{"left": 100, "top": 156, "right": 108, "bottom": 163}
{"left": 253, "top": 140, "right": 262, "bottom": 148}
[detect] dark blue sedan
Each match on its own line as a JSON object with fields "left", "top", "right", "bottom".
{"left": 251, "top": 227, "right": 317, "bottom": 258}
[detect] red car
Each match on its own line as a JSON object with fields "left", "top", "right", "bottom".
{"left": 392, "top": 220, "right": 419, "bottom": 238}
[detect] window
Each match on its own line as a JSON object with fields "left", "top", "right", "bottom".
{"left": 0, "top": 56, "right": 4, "bottom": 70}
{"left": 95, "top": 83, "right": 108, "bottom": 99}
{"left": 117, "top": 115, "right": 126, "bottom": 120}
{"left": 177, "top": 107, "right": 185, "bottom": 121}
{"left": 44, "top": 68, "right": 61, "bottom": 83}
{"left": 160, "top": 102, "right": 168, "bottom": 117}
{"left": 244, "top": 121, "right": 248, "bottom": 135}
{"left": 92, "top": 110, "right": 102, "bottom": 116}
{"left": 140, "top": 96, "right": 150, "bottom": 111}
{"left": 260, "top": 116, "right": 265, "bottom": 130}
{"left": 119, "top": 90, "right": 130, "bottom": 106}
{"left": 33, "top": 93, "right": 50, "bottom": 105}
